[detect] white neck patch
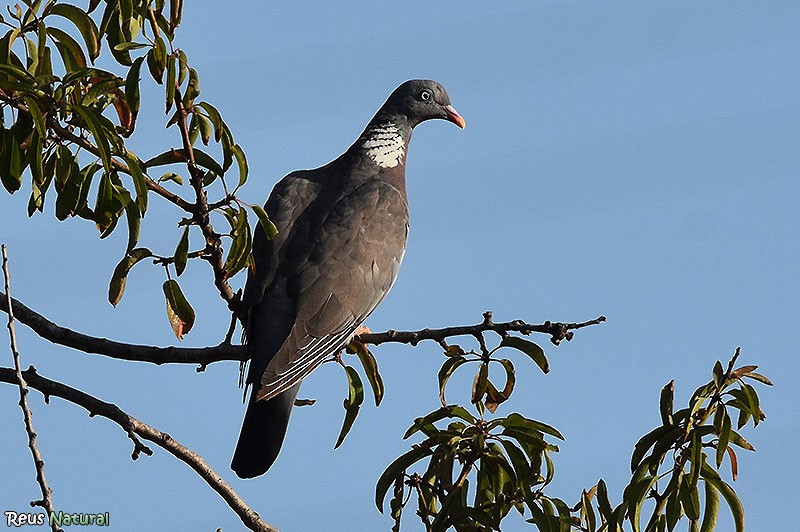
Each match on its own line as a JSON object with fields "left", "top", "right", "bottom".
{"left": 361, "top": 124, "right": 406, "bottom": 168}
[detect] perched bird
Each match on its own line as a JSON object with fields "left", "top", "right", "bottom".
{"left": 231, "top": 80, "right": 465, "bottom": 478}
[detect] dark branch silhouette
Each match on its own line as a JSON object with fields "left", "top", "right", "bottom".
{"left": 2, "top": 246, "right": 58, "bottom": 530}
{"left": 0, "top": 291, "right": 605, "bottom": 366}
{"left": 0, "top": 365, "right": 277, "bottom": 532}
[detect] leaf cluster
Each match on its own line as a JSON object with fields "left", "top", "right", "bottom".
{"left": 0, "top": 0, "right": 276, "bottom": 339}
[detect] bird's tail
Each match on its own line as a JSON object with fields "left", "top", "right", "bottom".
{"left": 231, "top": 383, "right": 301, "bottom": 478}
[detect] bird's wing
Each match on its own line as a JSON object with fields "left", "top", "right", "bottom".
{"left": 240, "top": 170, "right": 323, "bottom": 387}
{"left": 256, "top": 178, "right": 409, "bottom": 401}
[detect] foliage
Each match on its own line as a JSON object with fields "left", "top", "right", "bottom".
{"left": 0, "top": 0, "right": 274, "bottom": 338}
{"left": 377, "top": 345, "right": 769, "bottom": 531}
{"left": 0, "top": 3, "right": 771, "bottom": 532}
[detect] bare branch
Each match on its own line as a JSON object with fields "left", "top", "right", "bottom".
{"left": 0, "top": 292, "right": 604, "bottom": 366}
{"left": 0, "top": 366, "right": 278, "bottom": 532}
{"left": 0, "top": 290, "right": 240, "bottom": 364}
{"left": 2, "top": 246, "right": 57, "bottom": 528}
{"left": 360, "top": 312, "right": 607, "bottom": 348}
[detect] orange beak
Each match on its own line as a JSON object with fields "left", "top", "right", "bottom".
{"left": 444, "top": 104, "right": 466, "bottom": 129}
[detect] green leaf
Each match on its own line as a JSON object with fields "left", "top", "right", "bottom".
{"left": 144, "top": 147, "right": 224, "bottom": 176}
{"left": 165, "top": 53, "right": 176, "bottom": 112}
{"left": 223, "top": 208, "right": 251, "bottom": 279}
{"left": 376, "top": 445, "right": 434, "bottom": 512}
{"left": 47, "top": 3, "right": 100, "bottom": 62}
{"left": 250, "top": 204, "right": 278, "bottom": 239}
{"left": 182, "top": 67, "right": 199, "bottom": 105}
{"left": 660, "top": 380, "right": 674, "bottom": 426}
{"left": 700, "top": 474, "right": 743, "bottom": 532}
{"left": 174, "top": 225, "right": 189, "bottom": 276}
{"left": 630, "top": 424, "right": 675, "bottom": 473}
{"left": 500, "top": 336, "right": 549, "bottom": 373}
{"left": 504, "top": 412, "right": 565, "bottom": 441}
{"left": 727, "top": 429, "right": 754, "bottom": 451}
{"left": 471, "top": 361, "right": 488, "bottom": 404}
{"left": 354, "top": 343, "right": 383, "bottom": 407}
{"left": 715, "top": 410, "right": 731, "bottom": 467}
{"left": 123, "top": 152, "right": 148, "bottom": 213}
{"left": 679, "top": 475, "right": 700, "bottom": 521}
{"left": 162, "top": 279, "right": 195, "bottom": 339}
{"left": 437, "top": 354, "right": 467, "bottom": 407}
{"left": 125, "top": 56, "right": 144, "bottom": 125}
{"left": 195, "top": 112, "right": 212, "bottom": 145}
{"left": 169, "top": 0, "right": 183, "bottom": 30}
{"left": 22, "top": 96, "right": 46, "bottom": 138}
{"left": 230, "top": 143, "right": 248, "bottom": 187}
{"left": 158, "top": 172, "right": 183, "bottom": 185}
{"left": 47, "top": 27, "right": 87, "bottom": 70}
{"left": 196, "top": 101, "right": 223, "bottom": 142}
{"left": 596, "top": 479, "right": 614, "bottom": 523}
{"left": 403, "top": 405, "right": 475, "bottom": 439}
{"left": 108, "top": 248, "right": 151, "bottom": 306}
{"left": 698, "top": 480, "right": 720, "bottom": 532}
{"left": 0, "top": 128, "right": 22, "bottom": 193}
{"left": 124, "top": 203, "right": 140, "bottom": 252}
{"left": 113, "top": 41, "right": 148, "bottom": 51}
{"left": 334, "top": 365, "right": 364, "bottom": 449}
{"left": 146, "top": 36, "right": 167, "bottom": 83}
{"left": 72, "top": 105, "right": 112, "bottom": 172}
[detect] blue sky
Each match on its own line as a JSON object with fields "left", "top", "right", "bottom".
{"left": 1, "top": 2, "right": 798, "bottom": 530}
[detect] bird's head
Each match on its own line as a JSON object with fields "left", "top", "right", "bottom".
{"left": 383, "top": 79, "right": 466, "bottom": 129}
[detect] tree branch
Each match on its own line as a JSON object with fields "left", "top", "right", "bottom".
{"left": 0, "top": 365, "right": 278, "bottom": 532}
{"left": 2, "top": 246, "right": 58, "bottom": 530}
{"left": 174, "top": 90, "right": 238, "bottom": 310}
{"left": 0, "top": 291, "right": 605, "bottom": 366}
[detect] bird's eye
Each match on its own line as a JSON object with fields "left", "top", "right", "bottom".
{"left": 420, "top": 90, "right": 432, "bottom": 101}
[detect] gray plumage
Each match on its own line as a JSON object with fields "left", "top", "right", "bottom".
{"left": 232, "top": 80, "right": 464, "bottom": 478}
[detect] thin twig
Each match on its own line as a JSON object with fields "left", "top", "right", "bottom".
{"left": 174, "top": 90, "right": 238, "bottom": 309}
{"left": 0, "top": 293, "right": 605, "bottom": 366}
{"left": 0, "top": 366, "right": 278, "bottom": 532}
{"left": 1, "top": 246, "right": 58, "bottom": 530}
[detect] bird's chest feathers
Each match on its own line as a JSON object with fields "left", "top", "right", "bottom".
{"left": 360, "top": 124, "right": 407, "bottom": 169}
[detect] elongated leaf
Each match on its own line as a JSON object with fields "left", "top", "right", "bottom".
{"left": 125, "top": 56, "right": 144, "bottom": 128}
{"left": 403, "top": 405, "right": 475, "bottom": 439}
{"left": 47, "top": 3, "right": 100, "bottom": 61}
{"left": 500, "top": 336, "right": 549, "bottom": 373}
{"left": 22, "top": 96, "right": 46, "bottom": 138}
{"left": 471, "top": 361, "right": 488, "bottom": 404}
{"left": 124, "top": 203, "right": 140, "bottom": 252}
{"left": 196, "top": 101, "right": 223, "bottom": 142}
{"left": 174, "top": 225, "right": 189, "bottom": 276}
{"left": 334, "top": 365, "right": 364, "bottom": 449}
{"left": 504, "top": 413, "right": 565, "bottom": 440}
{"left": 144, "top": 147, "right": 224, "bottom": 176}
{"left": 715, "top": 410, "right": 731, "bottom": 467}
{"left": 631, "top": 424, "right": 675, "bottom": 473}
{"left": 700, "top": 474, "right": 743, "bottom": 532}
{"left": 162, "top": 279, "right": 194, "bottom": 339}
{"left": 165, "top": 53, "right": 176, "bottom": 112}
{"left": 232, "top": 143, "right": 248, "bottom": 187}
{"left": 123, "top": 152, "right": 148, "bottom": 212}
{"left": 250, "top": 204, "right": 278, "bottom": 239}
{"left": 47, "top": 26, "right": 87, "bottom": 69}
{"left": 354, "top": 343, "right": 383, "bottom": 406}
{"left": 698, "top": 479, "right": 720, "bottom": 532}
{"left": 437, "top": 354, "right": 467, "bottom": 406}
{"left": 376, "top": 445, "right": 434, "bottom": 512}
{"left": 108, "top": 248, "right": 151, "bottom": 306}
{"left": 0, "top": 128, "right": 22, "bottom": 193}
{"left": 73, "top": 105, "right": 112, "bottom": 172}
{"left": 660, "top": 380, "right": 674, "bottom": 426}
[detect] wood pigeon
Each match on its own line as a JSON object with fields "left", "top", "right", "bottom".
{"left": 232, "top": 80, "right": 465, "bottom": 478}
